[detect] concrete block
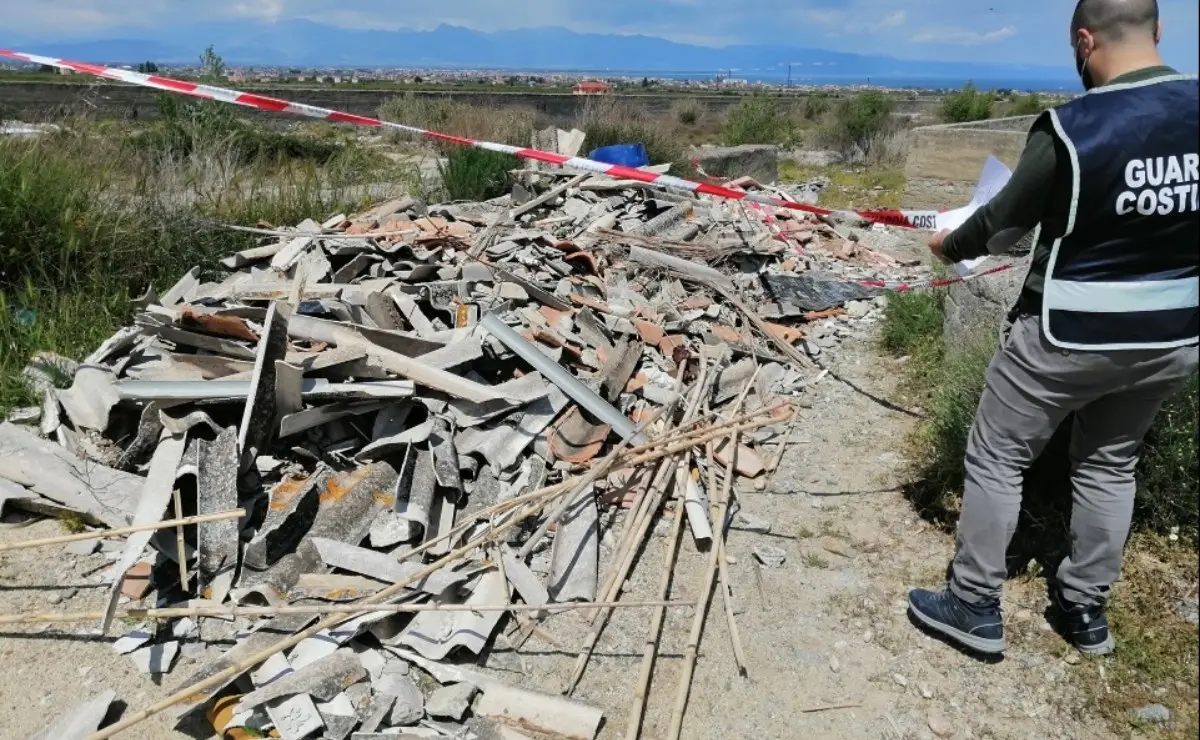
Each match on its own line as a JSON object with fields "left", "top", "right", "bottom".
{"left": 688, "top": 145, "right": 779, "bottom": 184}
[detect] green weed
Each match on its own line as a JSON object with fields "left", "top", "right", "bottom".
{"left": 438, "top": 147, "right": 515, "bottom": 202}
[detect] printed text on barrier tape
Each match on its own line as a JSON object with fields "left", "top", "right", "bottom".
{"left": 0, "top": 48, "right": 945, "bottom": 230}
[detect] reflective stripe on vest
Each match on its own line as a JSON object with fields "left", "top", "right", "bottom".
{"left": 1042, "top": 74, "right": 1200, "bottom": 351}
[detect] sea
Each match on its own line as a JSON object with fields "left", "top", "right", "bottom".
{"left": 508, "top": 67, "right": 1082, "bottom": 93}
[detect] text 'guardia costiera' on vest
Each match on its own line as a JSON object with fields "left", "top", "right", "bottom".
{"left": 1117, "top": 154, "right": 1200, "bottom": 216}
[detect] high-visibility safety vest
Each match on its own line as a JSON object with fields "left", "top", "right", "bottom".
{"left": 1042, "top": 74, "right": 1199, "bottom": 351}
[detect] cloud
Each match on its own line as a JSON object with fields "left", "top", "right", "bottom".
{"left": 230, "top": 0, "right": 286, "bottom": 20}
{"left": 802, "top": 8, "right": 908, "bottom": 35}
{"left": 911, "top": 25, "right": 1018, "bottom": 45}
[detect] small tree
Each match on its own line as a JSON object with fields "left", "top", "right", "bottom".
{"left": 38, "top": 64, "right": 56, "bottom": 74}
{"left": 199, "top": 46, "right": 225, "bottom": 80}
{"left": 828, "top": 90, "right": 896, "bottom": 156}
{"left": 724, "top": 94, "right": 793, "bottom": 146}
{"left": 1009, "top": 93, "right": 1049, "bottom": 116}
{"left": 941, "top": 82, "right": 994, "bottom": 123}
{"left": 136, "top": 61, "right": 159, "bottom": 74}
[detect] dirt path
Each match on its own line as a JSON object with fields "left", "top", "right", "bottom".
{"left": 516, "top": 334, "right": 1116, "bottom": 740}
{"left": 0, "top": 334, "right": 1116, "bottom": 740}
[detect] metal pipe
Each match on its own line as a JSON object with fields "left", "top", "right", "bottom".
{"left": 116, "top": 379, "right": 414, "bottom": 402}
{"left": 481, "top": 313, "right": 647, "bottom": 445}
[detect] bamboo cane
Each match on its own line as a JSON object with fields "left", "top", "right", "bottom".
{"left": 397, "top": 408, "right": 784, "bottom": 581}
{"left": 566, "top": 355, "right": 716, "bottom": 694}
{"left": 89, "top": 410, "right": 785, "bottom": 739}
{"left": 764, "top": 409, "right": 799, "bottom": 490}
{"left": 0, "top": 599, "right": 697, "bottom": 627}
{"left": 564, "top": 451, "right": 678, "bottom": 694}
{"left": 171, "top": 489, "right": 189, "bottom": 590}
{"left": 624, "top": 454, "right": 690, "bottom": 740}
{"left": 710, "top": 445, "right": 750, "bottom": 677}
{"left": 666, "top": 366, "right": 760, "bottom": 740}
{"left": 704, "top": 407, "right": 751, "bottom": 679}
{"left": 571, "top": 362, "right": 693, "bottom": 626}
{"left": 0, "top": 510, "right": 246, "bottom": 553}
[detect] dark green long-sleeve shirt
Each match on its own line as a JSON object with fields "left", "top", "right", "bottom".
{"left": 941, "top": 65, "right": 1181, "bottom": 313}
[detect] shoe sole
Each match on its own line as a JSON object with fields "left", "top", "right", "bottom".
{"left": 1076, "top": 635, "right": 1116, "bottom": 657}
{"left": 908, "top": 604, "right": 1007, "bottom": 655}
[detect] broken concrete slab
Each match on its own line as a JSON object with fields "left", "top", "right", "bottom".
{"left": 130, "top": 641, "right": 179, "bottom": 675}
{"left": 58, "top": 365, "right": 121, "bottom": 432}
{"left": 236, "top": 462, "right": 398, "bottom": 605}
{"left": 0, "top": 422, "right": 143, "bottom": 528}
{"left": 237, "top": 650, "right": 367, "bottom": 711}
{"left": 426, "top": 682, "right": 478, "bottom": 721}
{"left": 28, "top": 690, "right": 116, "bottom": 740}
{"left": 249, "top": 652, "right": 327, "bottom": 740}
{"left": 317, "top": 692, "right": 360, "bottom": 740}
{"left": 196, "top": 426, "right": 240, "bottom": 591}
{"left": 392, "top": 569, "right": 508, "bottom": 660}
{"left": 549, "top": 486, "right": 599, "bottom": 603}
{"left": 238, "top": 300, "right": 293, "bottom": 470}
{"left": 380, "top": 671, "right": 425, "bottom": 726}
{"left": 397, "top": 652, "right": 605, "bottom": 740}
{"left": 102, "top": 431, "right": 186, "bottom": 633}
{"left": 312, "top": 538, "right": 467, "bottom": 595}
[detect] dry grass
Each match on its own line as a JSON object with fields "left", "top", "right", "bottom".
{"left": 0, "top": 125, "right": 374, "bottom": 412}
{"left": 379, "top": 93, "right": 538, "bottom": 147}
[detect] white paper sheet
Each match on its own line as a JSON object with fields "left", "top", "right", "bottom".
{"left": 936, "top": 156, "right": 1014, "bottom": 277}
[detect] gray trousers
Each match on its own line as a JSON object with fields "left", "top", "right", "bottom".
{"left": 949, "top": 314, "right": 1198, "bottom": 608}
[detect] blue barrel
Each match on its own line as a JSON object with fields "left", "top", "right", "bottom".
{"left": 588, "top": 144, "right": 649, "bottom": 168}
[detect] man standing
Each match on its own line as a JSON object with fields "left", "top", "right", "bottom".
{"left": 908, "top": 0, "right": 1198, "bottom": 657}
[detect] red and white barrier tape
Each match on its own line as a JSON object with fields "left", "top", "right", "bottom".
{"left": 858, "top": 260, "right": 1024, "bottom": 292}
{"left": 0, "top": 49, "right": 945, "bottom": 230}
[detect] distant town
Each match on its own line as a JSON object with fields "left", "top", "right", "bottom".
{"left": 0, "top": 60, "right": 1067, "bottom": 99}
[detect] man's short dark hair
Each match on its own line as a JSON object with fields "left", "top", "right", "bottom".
{"left": 1072, "top": 0, "right": 1159, "bottom": 41}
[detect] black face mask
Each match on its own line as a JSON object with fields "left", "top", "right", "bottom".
{"left": 1075, "top": 43, "right": 1096, "bottom": 91}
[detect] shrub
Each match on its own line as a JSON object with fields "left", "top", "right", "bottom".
{"left": 940, "top": 82, "right": 994, "bottom": 123}
{"left": 438, "top": 147, "right": 514, "bottom": 202}
{"left": 673, "top": 99, "right": 701, "bottom": 126}
{"left": 723, "top": 94, "right": 794, "bottom": 146}
{"left": 146, "top": 94, "right": 344, "bottom": 165}
{"left": 801, "top": 94, "right": 832, "bottom": 121}
{"left": 1008, "top": 93, "right": 1049, "bottom": 117}
{"left": 821, "top": 90, "right": 897, "bottom": 161}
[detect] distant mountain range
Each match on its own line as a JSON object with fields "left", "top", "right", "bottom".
{"left": 4, "top": 21, "right": 1074, "bottom": 85}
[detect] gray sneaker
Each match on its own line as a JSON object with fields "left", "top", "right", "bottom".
{"left": 908, "top": 588, "right": 1006, "bottom": 655}
{"left": 1050, "top": 590, "right": 1116, "bottom": 656}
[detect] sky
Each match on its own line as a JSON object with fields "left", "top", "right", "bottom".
{"left": 3, "top": 0, "right": 1198, "bottom": 70}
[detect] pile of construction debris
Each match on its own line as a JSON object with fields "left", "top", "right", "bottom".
{"left": 0, "top": 160, "right": 925, "bottom": 740}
